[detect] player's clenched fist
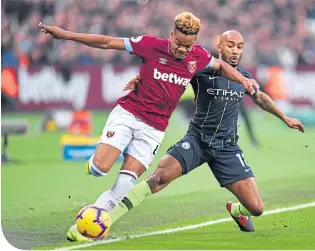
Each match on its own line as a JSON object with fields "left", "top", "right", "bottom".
{"left": 39, "top": 22, "right": 67, "bottom": 39}
{"left": 284, "top": 117, "right": 305, "bottom": 133}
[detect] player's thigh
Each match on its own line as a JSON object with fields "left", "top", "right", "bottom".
{"left": 146, "top": 154, "right": 184, "bottom": 193}
{"left": 225, "top": 177, "right": 263, "bottom": 216}
{"left": 167, "top": 133, "right": 206, "bottom": 175}
{"left": 95, "top": 105, "right": 134, "bottom": 171}
{"left": 209, "top": 146, "right": 254, "bottom": 188}
{"left": 123, "top": 135, "right": 162, "bottom": 176}
{"left": 124, "top": 120, "right": 165, "bottom": 172}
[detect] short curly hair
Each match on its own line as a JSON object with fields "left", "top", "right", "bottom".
{"left": 174, "top": 12, "right": 201, "bottom": 35}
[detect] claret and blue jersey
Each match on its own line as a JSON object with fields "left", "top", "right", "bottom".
{"left": 118, "top": 35, "right": 214, "bottom": 131}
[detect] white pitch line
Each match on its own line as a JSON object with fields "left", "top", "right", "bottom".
{"left": 59, "top": 201, "right": 315, "bottom": 250}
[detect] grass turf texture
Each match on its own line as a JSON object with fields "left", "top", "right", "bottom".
{"left": 67, "top": 207, "right": 315, "bottom": 250}
{"left": 1, "top": 110, "right": 315, "bottom": 250}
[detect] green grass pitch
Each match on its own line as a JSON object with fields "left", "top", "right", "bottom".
{"left": 1, "top": 110, "right": 315, "bottom": 250}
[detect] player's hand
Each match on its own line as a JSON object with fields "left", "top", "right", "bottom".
{"left": 39, "top": 22, "right": 67, "bottom": 39}
{"left": 284, "top": 117, "right": 305, "bottom": 133}
{"left": 123, "top": 74, "right": 140, "bottom": 91}
{"left": 242, "top": 78, "right": 259, "bottom": 95}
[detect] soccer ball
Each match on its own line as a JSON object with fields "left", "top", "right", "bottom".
{"left": 76, "top": 205, "right": 111, "bottom": 239}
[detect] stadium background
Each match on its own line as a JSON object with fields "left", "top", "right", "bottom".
{"left": 1, "top": 0, "right": 315, "bottom": 250}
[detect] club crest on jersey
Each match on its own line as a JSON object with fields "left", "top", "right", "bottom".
{"left": 106, "top": 131, "right": 115, "bottom": 138}
{"left": 182, "top": 142, "right": 190, "bottom": 149}
{"left": 188, "top": 61, "right": 196, "bottom": 73}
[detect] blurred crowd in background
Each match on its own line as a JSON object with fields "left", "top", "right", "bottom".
{"left": 2, "top": 0, "right": 315, "bottom": 69}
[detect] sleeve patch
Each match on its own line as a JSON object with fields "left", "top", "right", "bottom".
{"left": 130, "top": 36, "right": 143, "bottom": 43}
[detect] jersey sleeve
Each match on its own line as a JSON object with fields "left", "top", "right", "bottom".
{"left": 197, "top": 47, "right": 214, "bottom": 70}
{"left": 123, "top": 35, "right": 157, "bottom": 58}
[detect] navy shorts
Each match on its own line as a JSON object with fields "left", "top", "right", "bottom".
{"left": 167, "top": 132, "right": 254, "bottom": 187}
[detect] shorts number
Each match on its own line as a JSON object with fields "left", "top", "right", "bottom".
{"left": 236, "top": 153, "right": 249, "bottom": 167}
{"left": 153, "top": 144, "right": 159, "bottom": 156}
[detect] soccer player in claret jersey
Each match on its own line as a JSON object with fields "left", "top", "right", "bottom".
{"left": 110, "top": 30, "right": 305, "bottom": 233}
{"left": 39, "top": 13, "right": 258, "bottom": 241}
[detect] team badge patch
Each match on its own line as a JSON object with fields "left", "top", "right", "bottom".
{"left": 130, "top": 36, "right": 143, "bottom": 43}
{"left": 188, "top": 61, "right": 196, "bottom": 73}
{"left": 182, "top": 142, "right": 190, "bottom": 149}
{"left": 106, "top": 131, "right": 115, "bottom": 138}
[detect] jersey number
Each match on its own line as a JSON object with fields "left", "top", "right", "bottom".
{"left": 236, "top": 153, "right": 249, "bottom": 167}
{"left": 153, "top": 145, "right": 159, "bottom": 156}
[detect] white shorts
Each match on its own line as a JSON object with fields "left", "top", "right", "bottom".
{"left": 99, "top": 105, "right": 165, "bottom": 169}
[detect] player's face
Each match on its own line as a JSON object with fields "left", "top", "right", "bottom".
{"left": 170, "top": 29, "right": 196, "bottom": 60}
{"left": 219, "top": 38, "right": 244, "bottom": 67}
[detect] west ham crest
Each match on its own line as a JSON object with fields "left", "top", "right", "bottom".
{"left": 188, "top": 61, "right": 196, "bottom": 73}
{"left": 106, "top": 131, "right": 115, "bottom": 138}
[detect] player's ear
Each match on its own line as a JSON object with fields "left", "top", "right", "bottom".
{"left": 217, "top": 43, "right": 222, "bottom": 53}
{"left": 170, "top": 31, "right": 174, "bottom": 39}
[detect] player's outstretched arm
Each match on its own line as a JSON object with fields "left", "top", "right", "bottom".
{"left": 209, "top": 58, "right": 258, "bottom": 95}
{"left": 39, "top": 22, "right": 125, "bottom": 50}
{"left": 250, "top": 90, "right": 304, "bottom": 133}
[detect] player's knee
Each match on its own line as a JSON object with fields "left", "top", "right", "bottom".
{"left": 91, "top": 155, "right": 111, "bottom": 173}
{"left": 147, "top": 173, "right": 163, "bottom": 193}
{"left": 93, "top": 155, "right": 111, "bottom": 173}
{"left": 147, "top": 156, "right": 181, "bottom": 193}
{"left": 147, "top": 168, "right": 168, "bottom": 193}
{"left": 250, "top": 204, "right": 264, "bottom": 216}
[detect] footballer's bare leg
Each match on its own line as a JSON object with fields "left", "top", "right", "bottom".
{"left": 226, "top": 177, "right": 263, "bottom": 216}
{"left": 108, "top": 154, "right": 183, "bottom": 224}
{"left": 85, "top": 143, "right": 122, "bottom": 176}
{"left": 146, "top": 154, "right": 183, "bottom": 193}
{"left": 120, "top": 153, "right": 147, "bottom": 177}
{"left": 225, "top": 177, "right": 263, "bottom": 232}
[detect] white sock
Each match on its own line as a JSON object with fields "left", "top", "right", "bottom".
{"left": 94, "top": 170, "right": 138, "bottom": 212}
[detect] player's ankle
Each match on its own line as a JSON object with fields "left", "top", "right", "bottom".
{"left": 238, "top": 204, "right": 255, "bottom": 217}
{"left": 94, "top": 171, "right": 138, "bottom": 212}
{"left": 230, "top": 202, "right": 242, "bottom": 217}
